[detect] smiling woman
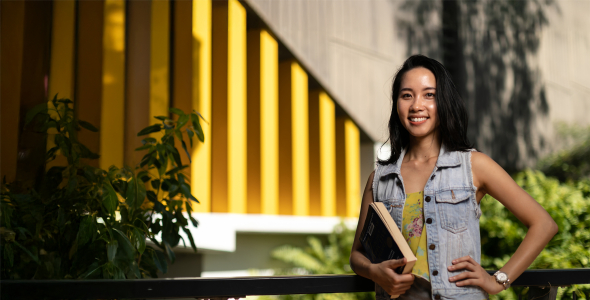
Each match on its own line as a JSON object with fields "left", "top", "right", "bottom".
{"left": 350, "top": 55, "right": 558, "bottom": 300}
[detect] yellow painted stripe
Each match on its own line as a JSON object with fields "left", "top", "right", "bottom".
{"left": 47, "top": 0, "right": 76, "bottom": 168}
{"left": 310, "top": 90, "right": 336, "bottom": 217}
{"left": 48, "top": 0, "right": 75, "bottom": 100}
{"left": 211, "top": 0, "right": 247, "bottom": 214}
{"left": 227, "top": 0, "right": 247, "bottom": 214}
{"left": 291, "top": 62, "right": 309, "bottom": 216}
{"left": 344, "top": 118, "right": 360, "bottom": 217}
{"left": 259, "top": 30, "right": 279, "bottom": 215}
{"left": 247, "top": 29, "right": 279, "bottom": 215}
{"left": 319, "top": 92, "right": 336, "bottom": 217}
{"left": 100, "top": 0, "right": 126, "bottom": 170}
{"left": 150, "top": 0, "right": 169, "bottom": 130}
{"left": 191, "top": 0, "right": 212, "bottom": 212}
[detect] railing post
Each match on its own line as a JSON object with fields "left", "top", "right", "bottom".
{"left": 527, "top": 286, "right": 558, "bottom": 300}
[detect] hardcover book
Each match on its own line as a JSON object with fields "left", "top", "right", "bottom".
{"left": 360, "top": 202, "right": 417, "bottom": 298}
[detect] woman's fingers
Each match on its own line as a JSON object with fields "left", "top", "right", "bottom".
{"left": 448, "top": 261, "right": 477, "bottom": 272}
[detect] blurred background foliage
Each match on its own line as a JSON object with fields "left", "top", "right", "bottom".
{"left": 0, "top": 98, "right": 203, "bottom": 280}
{"left": 263, "top": 130, "right": 590, "bottom": 300}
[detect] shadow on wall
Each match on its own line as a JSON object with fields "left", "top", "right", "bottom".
{"left": 397, "top": 0, "right": 558, "bottom": 172}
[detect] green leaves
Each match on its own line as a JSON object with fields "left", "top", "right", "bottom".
{"left": 102, "top": 182, "right": 118, "bottom": 216}
{"left": 137, "top": 124, "right": 162, "bottom": 136}
{"left": 126, "top": 176, "right": 146, "bottom": 210}
{"left": 1, "top": 99, "right": 203, "bottom": 280}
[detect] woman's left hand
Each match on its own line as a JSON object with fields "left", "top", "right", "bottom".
{"left": 447, "top": 256, "right": 505, "bottom": 295}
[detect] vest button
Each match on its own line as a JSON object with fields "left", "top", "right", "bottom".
{"left": 429, "top": 244, "right": 435, "bottom": 250}
{"left": 425, "top": 196, "right": 431, "bottom": 202}
{"left": 435, "top": 295, "right": 441, "bottom": 300}
{"left": 426, "top": 218, "right": 432, "bottom": 224}
{"left": 433, "top": 270, "right": 439, "bottom": 276}
{"left": 431, "top": 174, "right": 436, "bottom": 180}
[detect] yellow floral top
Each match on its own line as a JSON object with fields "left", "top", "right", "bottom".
{"left": 402, "top": 191, "right": 430, "bottom": 281}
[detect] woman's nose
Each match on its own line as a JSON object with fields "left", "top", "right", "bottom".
{"left": 410, "top": 96, "right": 425, "bottom": 111}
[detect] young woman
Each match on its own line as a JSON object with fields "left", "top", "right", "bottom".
{"left": 350, "top": 55, "right": 557, "bottom": 299}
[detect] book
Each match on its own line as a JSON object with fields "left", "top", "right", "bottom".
{"left": 360, "top": 202, "right": 417, "bottom": 298}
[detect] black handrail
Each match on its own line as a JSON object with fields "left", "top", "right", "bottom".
{"left": 1, "top": 269, "right": 589, "bottom": 299}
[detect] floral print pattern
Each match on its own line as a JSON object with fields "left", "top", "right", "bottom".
{"left": 402, "top": 191, "right": 430, "bottom": 281}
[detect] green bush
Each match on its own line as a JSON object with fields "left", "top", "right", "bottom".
{"left": 0, "top": 96, "right": 204, "bottom": 279}
{"left": 480, "top": 170, "right": 590, "bottom": 300}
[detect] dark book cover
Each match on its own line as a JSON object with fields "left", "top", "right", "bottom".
{"left": 360, "top": 204, "right": 406, "bottom": 274}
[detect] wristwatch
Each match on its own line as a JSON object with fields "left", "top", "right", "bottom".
{"left": 493, "top": 271, "right": 511, "bottom": 290}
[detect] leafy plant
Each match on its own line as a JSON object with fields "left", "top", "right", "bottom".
{"left": 260, "top": 222, "right": 374, "bottom": 300}
{"left": 0, "top": 96, "right": 204, "bottom": 279}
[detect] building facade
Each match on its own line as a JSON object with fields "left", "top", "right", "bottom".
{"left": 2, "top": 0, "right": 589, "bottom": 278}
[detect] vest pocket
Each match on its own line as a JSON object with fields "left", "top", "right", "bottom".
{"left": 435, "top": 189, "right": 471, "bottom": 233}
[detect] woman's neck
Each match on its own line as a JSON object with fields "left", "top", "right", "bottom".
{"left": 405, "top": 134, "right": 441, "bottom": 163}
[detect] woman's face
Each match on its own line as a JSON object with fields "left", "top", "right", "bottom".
{"left": 397, "top": 67, "right": 438, "bottom": 139}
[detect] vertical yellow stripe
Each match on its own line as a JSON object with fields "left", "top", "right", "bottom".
{"left": 319, "top": 92, "right": 336, "bottom": 216}
{"left": 150, "top": 0, "right": 169, "bottom": 128}
{"left": 227, "top": 0, "right": 247, "bottom": 214}
{"left": 192, "top": 0, "right": 212, "bottom": 212}
{"left": 247, "top": 29, "right": 278, "bottom": 215}
{"left": 291, "top": 62, "right": 309, "bottom": 216}
{"left": 344, "top": 119, "right": 360, "bottom": 217}
{"left": 260, "top": 31, "right": 279, "bottom": 215}
{"left": 48, "top": 0, "right": 75, "bottom": 100}
{"left": 47, "top": 0, "right": 75, "bottom": 168}
{"left": 100, "top": 0, "right": 126, "bottom": 170}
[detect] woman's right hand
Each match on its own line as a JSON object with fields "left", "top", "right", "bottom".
{"left": 369, "top": 258, "right": 415, "bottom": 296}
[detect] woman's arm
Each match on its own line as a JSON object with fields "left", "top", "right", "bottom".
{"left": 448, "top": 152, "right": 558, "bottom": 294}
{"left": 350, "top": 171, "right": 414, "bottom": 296}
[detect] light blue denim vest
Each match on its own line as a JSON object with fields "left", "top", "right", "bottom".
{"left": 372, "top": 145, "right": 488, "bottom": 300}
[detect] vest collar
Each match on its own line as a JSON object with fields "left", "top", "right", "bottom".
{"left": 381, "top": 144, "right": 461, "bottom": 176}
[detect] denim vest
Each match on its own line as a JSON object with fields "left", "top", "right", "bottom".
{"left": 372, "top": 146, "right": 488, "bottom": 300}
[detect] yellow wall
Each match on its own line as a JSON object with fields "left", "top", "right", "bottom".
{"left": 4, "top": 0, "right": 365, "bottom": 220}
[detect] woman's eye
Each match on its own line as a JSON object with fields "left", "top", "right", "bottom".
{"left": 401, "top": 93, "right": 411, "bottom": 99}
{"left": 426, "top": 93, "right": 435, "bottom": 98}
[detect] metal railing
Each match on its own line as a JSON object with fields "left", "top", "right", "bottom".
{"left": 2, "top": 269, "right": 589, "bottom": 299}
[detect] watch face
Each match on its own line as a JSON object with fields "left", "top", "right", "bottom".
{"left": 496, "top": 272, "right": 508, "bottom": 282}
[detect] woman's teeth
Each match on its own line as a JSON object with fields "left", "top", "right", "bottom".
{"left": 410, "top": 117, "right": 427, "bottom": 122}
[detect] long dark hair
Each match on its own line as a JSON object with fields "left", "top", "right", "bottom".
{"left": 379, "top": 55, "right": 473, "bottom": 165}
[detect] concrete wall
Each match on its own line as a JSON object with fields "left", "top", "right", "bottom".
{"left": 245, "top": 0, "right": 590, "bottom": 171}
